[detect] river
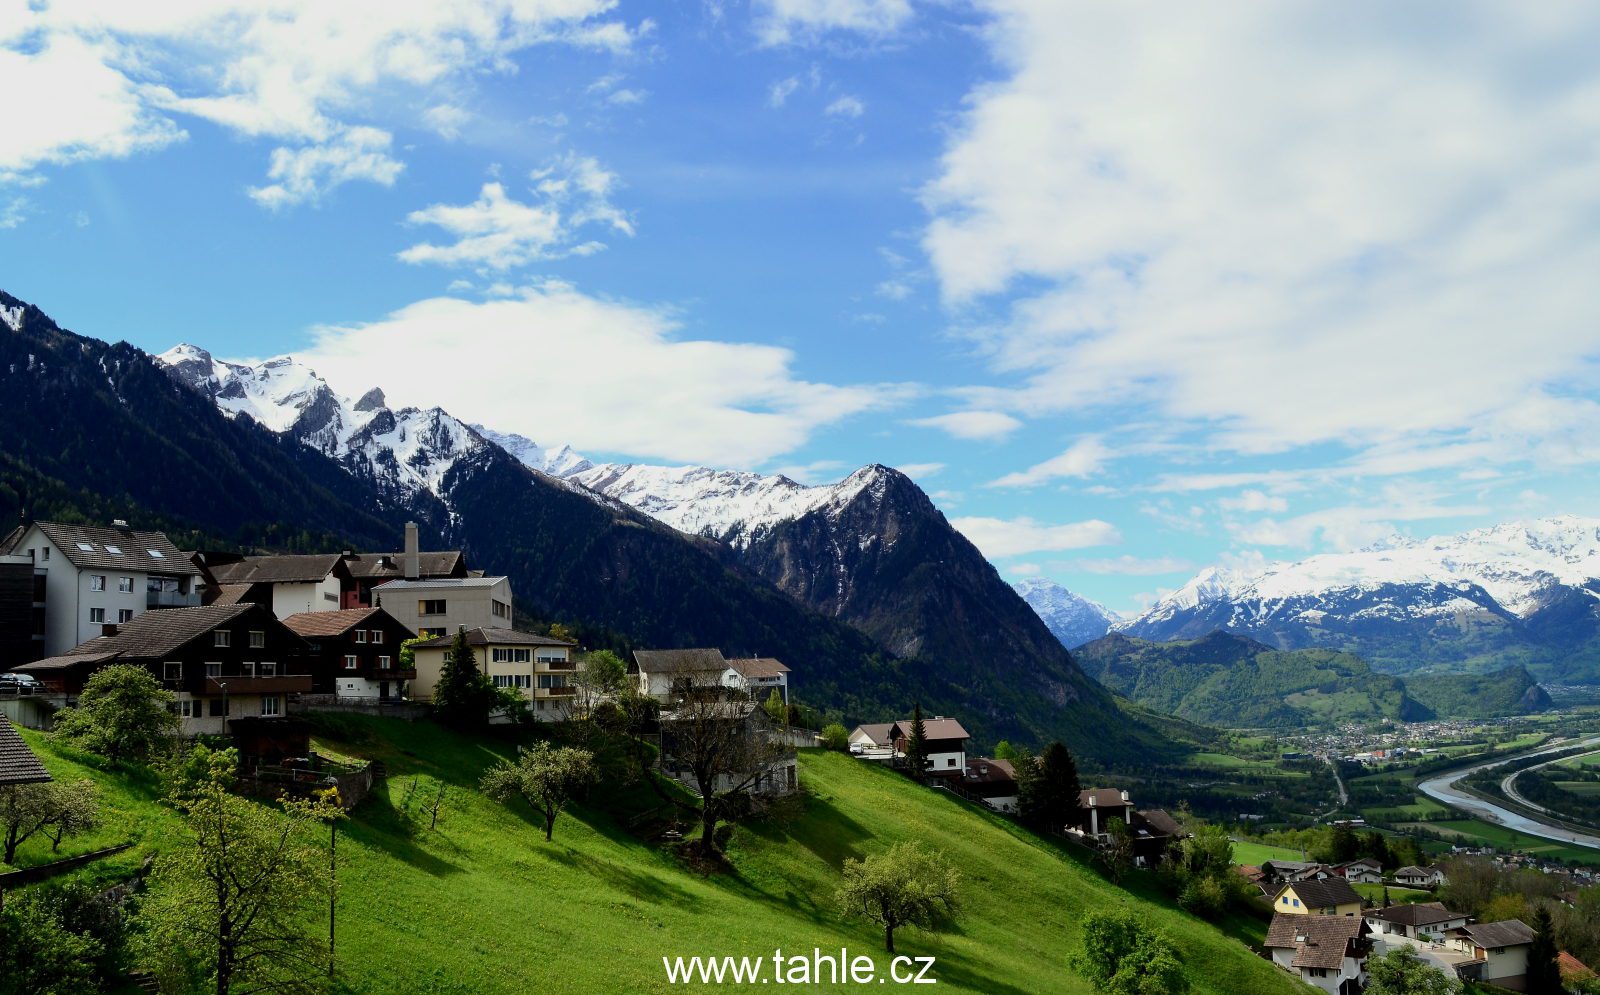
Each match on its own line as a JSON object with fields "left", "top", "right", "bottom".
{"left": 1416, "top": 735, "right": 1600, "bottom": 850}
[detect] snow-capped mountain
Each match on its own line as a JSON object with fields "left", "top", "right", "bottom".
{"left": 1119, "top": 517, "right": 1600, "bottom": 679}
{"left": 1013, "top": 579, "right": 1121, "bottom": 649}
{"left": 471, "top": 425, "right": 593, "bottom": 478}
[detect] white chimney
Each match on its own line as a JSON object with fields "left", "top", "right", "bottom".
{"left": 404, "top": 522, "right": 419, "bottom": 580}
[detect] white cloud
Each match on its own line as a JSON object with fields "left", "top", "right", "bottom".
{"left": 1008, "top": 562, "right": 1042, "bottom": 577}
{"left": 875, "top": 279, "right": 911, "bottom": 300}
{"left": 753, "top": 0, "right": 914, "bottom": 45}
{"left": 825, "top": 95, "right": 865, "bottom": 118}
{"left": 894, "top": 462, "right": 945, "bottom": 479}
{"left": 768, "top": 76, "right": 802, "bottom": 108}
{"left": 950, "top": 515, "right": 1120, "bottom": 558}
{"left": 909, "top": 409, "right": 1021, "bottom": 441}
{"left": 399, "top": 156, "right": 631, "bottom": 270}
{"left": 988, "top": 437, "right": 1109, "bottom": 487}
{"left": 301, "top": 284, "right": 906, "bottom": 467}
{"left": 248, "top": 126, "right": 403, "bottom": 209}
{"left": 2, "top": 2, "right": 633, "bottom": 194}
{"left": 1226, "top": 484, "right": 1487, "bottom": 550}
{"left": 1067, "top": 555, "right": 1193, "bottom": 576}
{"left": 924, "top": 3, "right": 1600, "bottom": 475}
{"left": 0, "top": 197, "right": 26, "bottom": 229}
{"left": 423, "top": 104, "right": 471, "bottom": 140}
{"left": 1218, "top": 490, "right": 1289, "bottom": 514}
{"left": 607, "top": 88, "right": 647, "bottom": 106}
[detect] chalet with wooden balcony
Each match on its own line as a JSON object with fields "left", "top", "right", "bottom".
{"left": 410, "top": 627, "right": 577, "bottom": 722}
{"left": 281, "top": 606, "right": 417, "bottom": 699}
{"left": 9, "top": 602, "right": 312, "bottom": 747}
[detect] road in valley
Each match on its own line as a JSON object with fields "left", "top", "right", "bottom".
{"left": 1417, "top": 735, "right": 1600, "bottom": 850}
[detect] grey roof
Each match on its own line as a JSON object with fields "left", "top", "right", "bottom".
{"left": 634, "top": 648, "right": 729, "bottom": 674}
{"left": 413, "top": 627, "right": 574, "bottom": 649}
{"left": 1394, "top": 865, "right": 1437, "bottom": 878}
{"left": 1455, "top": 920, "right": 1536, "bottom": 949}
{"left": 374, "top": 576, "right": 507, "bottom": 591}
{"left": 0, "top": 714, "right": 50, "bottom": 786}
{"left": 344, "top": 550, "right": 464, "bottom": 580}
{"left": 12, "top": 521, "right": 199, "bottom": 576}
{"left": 727, "top": 657, "right": 790, "bottom": 678}
{"left": 12, "top": 650, "right": 122, "bottom": 674}
{"left": 1369, "top": 902, "right": 1463, "bottom": 927}
{"left": 889, "top": 717, "right": 971, "bottom": 742}
{"left": 207, "top": 554, "right": 342, "bottom": 585}
{"left": 850, "top": 723, "right": 895, "bottom": 745}
{"left": 1265, "top": 914, "right": 1366, "bottom": 970}
{"left": 57, "top": 603, "right": 262, "bottom": 660}
{"left": 1281, "top": 877, "right": 1362, "bottom": 909}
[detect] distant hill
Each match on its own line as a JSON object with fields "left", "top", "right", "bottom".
{"left": 1403, "top": 666, "right": 1553, "bottom": 719}
{"left": 1075, "top": 631, "right": 1432, "bottom": 728}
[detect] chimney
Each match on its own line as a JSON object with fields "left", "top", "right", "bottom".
{"left": 1121, "top": 790, "right": 1130, "bottom": 802}
{"left": 404, "top": 522, "right": 419, "bottom": 580}
{"left": 112, "top": 518, "right": 130, "bottom": 530}
{"left": 101, "top": 623, "right": 118, "bottom": 637}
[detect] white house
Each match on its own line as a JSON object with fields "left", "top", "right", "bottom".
{"left": 372, "top": 576, "right": 514, "bottom": 642}
{"left": 411, "top": 627, "right": 577, "bottom": 721}
{"left": 1394, "top": 865, "right": 1447, "bottom": 889}
{"left": 844, "top": 717, "right": 970, "bottom": 773}
{"left": 1265, "top": 912, "right": 1371, "bottom": 995}
{"left": 1365, "top": 902, "right": 1469, "bottom": 942}
{"left": 725, "top": 656, "right": 790, "bottom": 704}
{"left": 0, "top": 520, "right": 201, "bottom": 657}
{"left": 633, "top": 648, "right": 735, "bottom": 701}
{"left": 1334, "top": 858, "right": 1384, "bottom": 884}
{"left": 1445, "top": 920, "right": 1535, "bottom": 988}
{"left": 201, "top": 553, "right": 347, "bottom": 617}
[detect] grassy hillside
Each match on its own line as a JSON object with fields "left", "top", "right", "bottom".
{"left": 13, "top": 719, "right": 1303, "bottom": 995}
{"left": 1404, "top": 666, "right": 1553, "bottom": 718}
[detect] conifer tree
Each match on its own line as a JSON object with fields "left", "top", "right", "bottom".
{"left": 434, "top": 627, "right": 495, "bottom": 727}
{"left": 1526, "top": 904, "right": 1562, "bottom": 995}
{"left": 905, "top": 703, "right": 929, "bottom": 778}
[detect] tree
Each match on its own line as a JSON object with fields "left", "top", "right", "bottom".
{"left": 1482, "top": 893, "right": 1529, "bottom": 925}
{"left": 1363, "top": 829, "right": 1392, "bottom": 867}
{"left": 836, "top": 842, "right": 960, "bottom": 954}
{"left": 51, "top": 664, "right": 177, "bottom": 761}
{"left": 821, "top": 723, "right": 850, "bottom": 751}
{"left": 433, "top": 627, "right": 497, "bottom": 728}
{"left": 1440, "top": 857, "right": 1497, "bottom": 917}
{"left": 1364, "top": 946, "right": 1462, "bottom": 995}
{"left": 1528, "top": 904, "right": 1563, "bottom": 995}
{"left": 0, "top": 779, "right": 100, "bottom": 864}
{"left": 1069, "top": 908, "right": 1189, "bottom": 995}
{"left": 993, "top": 740, "right": 1017, "bottom": 761}
{"left": 481, "top": 742, "right": 598, "bottom": 842}
{"left": 138, "top": 745, "right": 341, "bottom": 995}
{"left": 763, "top": 688, "right": 787, "bottom": 727}
{"left": 1330, "top": 824, "right": 1360, "bottom": 863}
{"left": 570, "top": 649, "right": 627, "bottom": 722}
{"left": 547, "top": 622, "right": 577, "bottom": 643}
{"left": 1020, "top": 741, "right": 1080, "bottom": 831}
{"left": 0, "top": 892, "right": 100, "bottom": 995}
{"left": 1103, "top": 817, "right": 1136, "bottom": 884}
{"left": 904, "top": 703, "right": 929, "bottom": 778}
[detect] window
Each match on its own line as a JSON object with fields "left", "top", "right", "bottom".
{"left": 514, "top": 674, "right": 530, "bottom": 689}
{"left": 259, "top": 662, "right": 276, "bottom": 677}
{"left": 147, "top": 549, "right": 165, "bottom": 559}
{"left": 419, "top": 599, "right": 446, "bottom": 616}
{"left": 378, "top": 655, "right": 391, "bottom": 670}
{"left": 420, "top": 627, "right": 445, "bottom": 639}
{"left": 354, "top": 629, "right": 367, "bottom": 643}
{"left": 344, "top": 655, "right": 358, "bottom": 670}
{"left": 492, "top": 599, "right": 510, "bottom": 619}
{"left": 536, "top": 652, "right": 565, "bottom": 664}
{"left": 41, "top": 547, "right": 48, "bottom": 561}
{"left": 242, "top": 663, "right": 255, "bottom": 677}
{"left": 89, "top": 607, "right": 106, "bottom": 623}
{"left": 249, "top": 631, "right": 265, "bottom": 649}
{"left": 90, "top": 575, "right": 106, "bottom": 591}
{"left": 214, "top": 630, "right": 231, "bottom": 648}
{"left": 76, "top": 542, "right": 95, "bottom": 552}
{"left": 164, "top": 662, "right": 182, "bottom": 681}
{"left": 117, "top": 576, "right": 133, "bottom": 592}
{"left": 537, "top": 674, "right": 568, "bottom": 689}
{"left": 493, "top": 675, "right": 511, "bottom": 688}
{"left": 117, "top": 609, "right": 134, "bottom": 623}
{"left": 370, "top": 630, "right": 383, "bottom": 644}
{"left": 261, "top": 696, "right": 281, "bottom": 717}
{"left": 493, "top": 648, "right": 531, "bottom": 664}
{"left": 176, "top": 699, "right": 197, "bottom": 718}
{"left": 210, "top": 698, "right": 227, "bottom": 717}
{"left": 105, "top": 545, "right": 123, "bottom": 555}
{"left": 205, "top": 663, "right": 221, "bottom": 678}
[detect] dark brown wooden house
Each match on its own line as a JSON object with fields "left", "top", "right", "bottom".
{"left": 281, "top": 606, "right": 416, "bottom": 698}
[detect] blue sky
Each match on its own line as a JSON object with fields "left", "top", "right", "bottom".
{"left": 5, "top": 1, "right": 1600, "bottom": 615}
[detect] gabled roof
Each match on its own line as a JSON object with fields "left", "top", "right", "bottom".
{"left": 1078, "top": 787, "right": 1132, "bottom": 809}
{"left": 0, "top": 714, "right": 50, "bottom": 786}
{"left": 1138, "top": 808, "right": 1184, "bottom": 837}
{"left": 14, "top": 521, "right": 199, "bottom": 576}
{"left": 1394, "top": 865, "right": 1436, "bottom": 878}
{"left": 850, "top": 722, "right": 895, "bottom": 745}
{"left": 727, "top": 657, "right": 790, "bottom": 678}
{"left": 281, "top": 608, "right": 383, "bottom": 638}
{"left": 1368, "top": 902, "right": 1463, "bottom": 927}
{"left": 344, "top": 550, "right": 465, "bottom": 580}
{"left": 412, "top": 627, "right": 574, "bottom": 649}
{"left": 1454, "top": 920, "right": 1535, "bottom": 949}
{"left": 889, "top": 717, "right": 970, "bottom": 742}
{"left": 1279, "top": 877, "right": 1362, "bottom": 909}
{"left": 57, "top": 603, "right": 264, "bottom": 660}
{"left": 11, "top": 650, "right": 122, "bottom": 674}
{"left": 1265, "top": 914, "right": 1366, "bottom": 970}
{"left": 207, "top": 554, "right": 343, "bottom": 585}
{"left": 634, "top": 648, "right": 729, "bottom": 674}
{"left": 208, "top": 583, "right": 260, "bottom": 606}
{"left": 964, "top": 758, "right": 1016, "bottom": 784}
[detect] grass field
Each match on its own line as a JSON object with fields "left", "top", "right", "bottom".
{"left": 1187, "top": 753, "right": 1308, "bottom": 778}
{"left": 1401, "top": 818, "right": 1600, "bottom": 866}
{"left": 13, "top": 721, "right": 1303, "bottom": 995}
{"left": 1351, "top": 882, "right": 1430, "bottom": 903}
{"left": 1364, "top": 795, "right": 1452, "bottom": 821}
{"left": 1230, "top": 841, "right": 1304, "bottom": 867}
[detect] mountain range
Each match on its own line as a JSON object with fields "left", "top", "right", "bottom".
{"left": 1011, "top": 579, "right": 1120, "bottom": 649}
{"left": 1109, "top": 519, "right": 1600, "bottom": 681}
{"left": 0, "top": 287, "right": 1169, "bottom": 760}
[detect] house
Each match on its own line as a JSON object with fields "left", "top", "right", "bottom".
{"left": 0, "top": 550, "right": 43, "bottom": 665}
{"left": 1559, "top": 951, "right": 1595, "bottom": 990}
{"left": 657, "top": 700, "right": 798, "bottom": 797}
{"left": 1365, "top": 902, "right": 1469, "bottom": 941}
{"left": 0, "top": 713, "right": 49, "bottom": 785}
{"left": 1394, "top": 865, "right": 1447, "bottom": 889}
{"left": 891, "top": 717, "right": 969, "bottom": 774}
{"left": 1261, "top": 859, "right": 1333, "bottom": 885}
{"left": 1444, "top": 919, "right": 1535, "bottom": 989}
{"left": 1133, "top": 808, "right": 1185, "bottom": 865}
{"left": 1333, "top": 857, "right": 1384, "bottom": 883}
{"left": 373, "top": 576, "right": 515, "bottom": 641}
{"left": 1272, "top": 877, "right": 1364, "bottom": 917}
{"left": 1265, "top": 912, "right": 1371, "bottom": 995}
{"left": 281, "top": 607, "right": 416, "bottom": 699}
{"left": 958, "top": 757, "right": 1018, "bottom": 813}
{"left": 1073, "top": 787, "right": 1136, "bottom": 839}
{"left": 847, "top": 722, "right": 897, "bottom": 759}
{"left": 725, "top": 657, "right": 790, "bottom": 704}
{"left": 410, "top": 627, "right": 577, "bottom": 721}
{"left": 0, "top": 520, "right": 201, "bottom": 657}
{"left": 9, "top": 603, "right": 312, "bottom": 752}
{"left": 634, "top": 648, "right": 736, "bottom": 701}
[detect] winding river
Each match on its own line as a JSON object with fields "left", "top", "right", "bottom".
{"left": 1416, "top": 735, "right": 1600, "bottom": 851}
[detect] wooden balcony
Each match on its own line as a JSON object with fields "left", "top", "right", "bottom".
{"left": 535, "top": 685, "right": 576, "bottom": 698}
{"left": 205, "top": 675, "right": 313, "bottom": 695}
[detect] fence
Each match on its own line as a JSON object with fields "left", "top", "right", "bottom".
{"left": 236, "top": 756, "right": 378, "bottom": 810}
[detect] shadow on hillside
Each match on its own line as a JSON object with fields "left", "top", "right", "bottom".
{"left": 741, "top": 789, "right": 874, "bottom": 870}
{"left": 350, "top": 780, "right": 465, "bottom": 877}
{"left": 554, "top": 844, "right": 704, "bottom": 910}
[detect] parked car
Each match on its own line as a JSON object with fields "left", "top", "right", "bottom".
{"left": 0, "top": 672, "right": 42, "bottom": 693}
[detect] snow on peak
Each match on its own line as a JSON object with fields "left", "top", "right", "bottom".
{"left": 1013, "top": 579, "right": 1120, "bottom": 648}
{"left": 472, "top": 426, "right": 594, "bottom": 477}
{"left": 0, "top": 304, "right": 23, "bottom": 332}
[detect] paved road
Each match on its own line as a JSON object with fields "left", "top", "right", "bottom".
{"left": 1417, "top": 736, "right": 1600, "bottom": 850}
{"left": 1501, "top": 748, "right": 1600, "bottom": 817}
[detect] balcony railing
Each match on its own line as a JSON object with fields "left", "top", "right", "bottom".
{"left": 204, "top": 675, "right": 314, "bottom": 695}
{"left": 535, "top": 685, "right": 576, "bottom": 697}
{"left": 536, "top": 659, "right": 575, "bottom": 671}
{"left": 147, "top": 590, "right": 201, "bottom": 609}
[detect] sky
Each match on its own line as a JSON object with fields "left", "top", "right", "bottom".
{"left": 4, "top": 1, "right": 1600, "bottom": 615}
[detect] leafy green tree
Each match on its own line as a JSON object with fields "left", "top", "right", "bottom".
{"left": 43, "top": 779, "right": 98, "bottom": 853}
{"left": 433, "top": 627, "right": 497, "bottom": 728}
{"left": 547, "top": 622, "right": 577, "bottom": 643}
{"left": 1019, "top": 741, "right": 1080, "bottom": 831}
{"left": 1528, "top": 904, "right": 1563, "bottom": 995}
{"left": 836, "top": 842, "right": 960, "bottom": 954}
{"left": 0, "top": 779, "right": 100, "bottom": 864}
{"left": 138, "top": 745, "right": 341, "bottom": 995}
{"left": 1069, "top": 908, "right": 1189, "bottom": 995}
{"left": 821, "top": 723, "right": 850, "bottom": 751}
{"left": 1103, "top": 817, "right": 1136, "bottom": 884}
{"left": 481, "top": 742, "right": 598, "bottom": 842}
{"left": 763, "top": 689, "right": 787, "bottom": 727}
{"left": 904, "top": 704, "right": 929, "bottom": 778}
{"left": 0, "top": 892, "right": 100, "bottom": 995}
{"left": 52, "top": 664, "right": 178, "bottom": 761}
{"left": 993, "top": 740, "right": 1017, "bottom": 761}
{"left": 1364, "top": 945, "right": 1462, "bottom": 995}
{"left": 571, "top": 649, "right": 628, "bottom": 722}
{"left": 1330, "top": 824, "right": 1360, "bottom": 863}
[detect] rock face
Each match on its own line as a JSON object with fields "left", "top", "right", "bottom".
{"left": 1013, "top": 579, "right": 1120, "bottom": 649}
{"left": 1115, "top": 519, "right": 1600, "bottom": 680}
